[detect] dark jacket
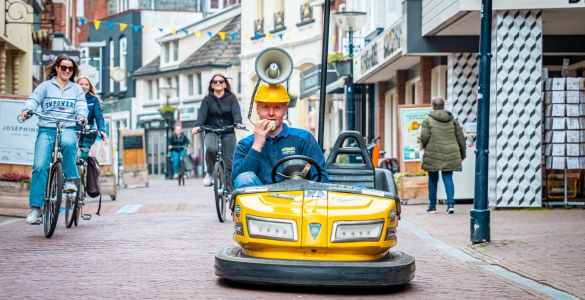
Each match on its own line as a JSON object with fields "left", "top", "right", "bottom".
{"left": 420, "top": 110, "right": 466, "bottom": 172}
{"left": 76, "top": 93, "right": 105, "bottom": 132}
{"left": 195, "top": 92, "right": 242, "bottom": 129}
{"left": 170, "top": 133, "right": 190, "bottom": 152}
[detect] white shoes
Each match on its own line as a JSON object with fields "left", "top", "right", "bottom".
{"left": 26, "top": 207, "right": 42, "bottom": 224}
{"left": 64, "top": 180, "right": 77, "bottom": 193}
{"left": 173, "top": 173, "right": 178, "bottom": 179}
{"left": 203, "top": 173, "right": 213, "bottom": 186}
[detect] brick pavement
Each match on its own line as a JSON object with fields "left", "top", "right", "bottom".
{"left": 0, "top": 178, "right": 568, "bottom": 299}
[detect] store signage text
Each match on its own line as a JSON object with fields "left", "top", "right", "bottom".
{"left": 360, "top": 46, "right": 378, "bottom": 74}
{"left": 358, "top": 21, "right": 402, "bottom": 75}
{"left": 383, "top": 25, "right": 402, "bottom": 58}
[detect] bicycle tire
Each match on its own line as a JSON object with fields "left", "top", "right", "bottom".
{"left": 178, "top": 159, "right": 185, "bottom": 186}
{"left": 44, "top": 162, "right": 62, "bottom": 238}
{"left": 74, "top": 165, "right": 84, "bottom": 226}
{"left": 214, "top": 161, "right": 227, "bottom": 222}
{"left": 65, "top": 172, "right": 80, "bottom": 228}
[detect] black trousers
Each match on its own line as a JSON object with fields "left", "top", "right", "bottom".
{"left": 204, "top": 132, "right": 237, "bottom": 192}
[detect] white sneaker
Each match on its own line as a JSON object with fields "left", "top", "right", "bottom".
{"left": 26, "top": 208, "right": 42, "bottom": 224}
{"left": 173, "top": 173, "right": 178, "bottom": 179}
{"left": 64, "top": 180, "right": 78, "bottom": 193}
{"left": 203, "top": 173, "right": 213, "bottom": 186}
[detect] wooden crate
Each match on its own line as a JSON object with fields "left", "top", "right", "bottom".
{"left": 399, "top": 176, "right": 429, "bottom": 200}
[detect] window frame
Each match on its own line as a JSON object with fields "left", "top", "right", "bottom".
{"left": 119, "top": 36, "right": 128, "bottom": 91}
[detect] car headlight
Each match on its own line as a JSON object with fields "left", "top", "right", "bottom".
{"left": 246, "top": 215, "right": 298, "bottom": 242}
{"left": 331, "top": 219, "right": 384, "bottom": 242}
{"left": 385, "top": 226, "right": 397, "bottom": 240}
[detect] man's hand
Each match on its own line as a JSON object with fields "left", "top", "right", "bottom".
{"left": 192, "top": 127, "right": 200, "bottom": 135}
{"left": 252, "top": 119, "right": 271, "bottom": 152}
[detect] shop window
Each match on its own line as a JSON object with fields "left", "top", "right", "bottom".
{"left": 173, "top": 40, "right": 179, "bottom": 62}
{"left": 119, "top": 37, "right": 127, "bottom": 91}
{"left": 109, "top": 39, "right": 115, "bottom": 93}
{"left": 197, "top": 73, "right": 202, "bottom": 95}
{"left": 148, "top": 80, "right": 153, "bottom": 100}
{"left": 188, "top": 74, "right": 194, "bottom": 96}
{"left": 164, "top": 43, "right": 170, "bottom": 63}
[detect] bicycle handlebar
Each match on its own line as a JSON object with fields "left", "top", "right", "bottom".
{"left": 198, "top": 124, "right": 248, "bottom": 134}
{"left": 18, "top": 110, "right": 81, "bottom": 124}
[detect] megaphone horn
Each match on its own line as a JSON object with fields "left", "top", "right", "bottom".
{"left": 254, "top": 47, "right": 293, "bottom": 85}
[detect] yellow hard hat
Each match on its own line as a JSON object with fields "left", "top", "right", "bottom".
{"left": 254, "top": 83, "right": 290, "bottom": 105}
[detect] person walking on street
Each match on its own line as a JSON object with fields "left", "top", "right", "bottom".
{"left": 75, "top": 75, "right": 107, "bottom": 160}
{"left": 22, "top": 54, "right": 88, "bottom": 224}
{"left": 192, "top": 74, "right": 243, "bottom": 191}
{"left": 420, "top": 96, "right": 466, "bottom": 214}
{"left": 169, "top": 126, "right": 190, "bottom": 178}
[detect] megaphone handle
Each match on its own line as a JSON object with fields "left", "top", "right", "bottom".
{"left": 247, "top": 78, "right": 262, "bottom": 125}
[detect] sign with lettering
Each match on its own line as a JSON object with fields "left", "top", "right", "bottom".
{"left": 400, "top": 106, "right": 432, "bottom": 162}
{"left": 0, "top": 100, "right": 39, "bottom": 165}
{"left": 40, "top": 50, "right": 81, "bottom": 66}
{"left": 123, "top": 135, "right": 143, "bottom": 150}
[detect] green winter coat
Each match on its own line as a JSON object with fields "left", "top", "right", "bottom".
{"left": 420, "top": 110, "right": 466, "bottom": 172}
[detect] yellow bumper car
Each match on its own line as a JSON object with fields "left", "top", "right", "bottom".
{"left": 215, "top": 131, "right": 415, "bottom": 287}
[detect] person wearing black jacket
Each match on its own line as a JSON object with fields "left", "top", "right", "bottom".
{"left": 192, "top": 74, "right": 243, "bottom": 191}
{"left": 169, "top": 126, "right": 191, "bottom": 179}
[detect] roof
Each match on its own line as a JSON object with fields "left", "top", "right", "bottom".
{"left": 133, "top": 14, "right": 241, "bottom": 77}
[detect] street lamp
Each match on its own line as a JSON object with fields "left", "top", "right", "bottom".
{"left": 159, "top": 86, "right": 177, "bottom": 179}
{"left": 333, "top": 10, "right": 367, "bottom": 131}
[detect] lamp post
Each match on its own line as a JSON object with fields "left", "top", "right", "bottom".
{"left": 159, "top": 86, "right": 177, "bottom": 179}
{"left": 333, "top": 10, "right": 366, "bottom": 131}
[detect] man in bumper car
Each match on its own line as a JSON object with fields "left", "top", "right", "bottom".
{"left": 232, "top": 83, "right": 329, "bottom": 188}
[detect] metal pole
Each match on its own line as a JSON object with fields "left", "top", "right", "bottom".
{"left": 165, "top": 95, "right": 170, "bottom": 179}
{"left": 317, "top": 0, "right": 331, "bottom": 150}
{"left": 471, "top": 0, "right": 492, "bottom": 244}
{"left": 347, "top": 31, "right": 355, "bottom": 131}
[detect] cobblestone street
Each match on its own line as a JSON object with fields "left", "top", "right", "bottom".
{"left": 0, "top": 178, "right": 582, "bottom": 299}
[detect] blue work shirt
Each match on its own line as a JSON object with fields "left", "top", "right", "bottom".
{"left": 232, "top": 124, "right": 329, "bottom": 185}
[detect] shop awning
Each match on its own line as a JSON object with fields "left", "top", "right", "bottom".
{"left": 316, "top": 78, "right": 346, "bottom": 95}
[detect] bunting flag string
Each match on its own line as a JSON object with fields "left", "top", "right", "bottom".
{"left": 80, "top": 17, "right": 288, "bottom": 42}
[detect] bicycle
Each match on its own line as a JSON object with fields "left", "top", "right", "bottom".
{"left": 171, "top": 145, "right": 188, "bottom": 186}
{"left": 198, "top": 124, "right": 246, "bottom": 222}
{"left": 66, "top": 126, "right": 100, "bottom": 228}
{"left": 20, "top": 111, "right": 82, "bottom": 238}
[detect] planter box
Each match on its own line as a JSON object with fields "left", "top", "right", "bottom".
{"left": 288, "top": 98, "right": 298, "bottom": 108}
{"left": 0, "top": 182, "right": 30, "bottom": 215}
{"left": 398, "top": 176, "right": 429, "bottom": 200}
{"left": 122, "top": 171, "right": 149, "bottom": 188}
{"left": 99, "top": 176, "right": 118, "bottom": 200}
{"left": 334, "top": 60, "right": 352, "bottom": 77}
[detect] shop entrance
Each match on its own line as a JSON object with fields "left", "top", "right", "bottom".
{"left": 146, "top": 129, "right": 167, "bottom": 176}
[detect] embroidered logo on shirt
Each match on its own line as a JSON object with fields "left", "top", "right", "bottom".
{"left": 281, "top": 146, "right": 296, "bottom": 155}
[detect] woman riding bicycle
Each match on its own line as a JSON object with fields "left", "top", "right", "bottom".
{"left": 21, "top": 54, "right": 88, "bottom": 224}
{"left": 75, "top": 75, "right": 106, "bottom": 160}
{"left": 169, "top": 126, "right": 190, "bottom": 179}
{"left": 191, "top": 74, "right": 243, "bottom": 191}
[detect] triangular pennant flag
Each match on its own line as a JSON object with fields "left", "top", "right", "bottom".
{"left": 171, "top": 29, "right": 177, "bottom": 35}
{"left": 107, "top": 22, "right": 114, "bottom": 30}
{"left": 159, "top": 28, "right": 164, "bottom": 33}
{"left": 267, "top": 33, "right": 273, "bottom": 39}
{"left": 232, "top": 32, "right": 238, "bottom": 40}
{"left": 286, "top": 35, "right": 291, "bottom": 41}
{"left": 183, "top": 29, "right": 189, "bottom": 35}
{"left": 254, "top": 33, "right": 260, "bottom": 39}
{"left": 195, "top": 30, "right": 201, "bottom": 37}
{"left": 332, "top": 36, "right": 336, "bottom": 43}
{"left": 207, "top": 31, "right": 212, "bottom": 38}
{"left": 244, "top": 33, "right": 249, "bottom": 39}
{"left": 80, "top": 18, "right": 87, "bottom": 26}
{"left": 94, "top": 20, "right": 101, "bottom": 30}
{"left": 219, "top": 32, "right": 225, "bottom": 40}
{"left": 278, "top": 33, "right": 283, "bottom": 40}
{"left": 146, "top": 26, "right": 151, "bottom": 33}
{"left": 133, "top": 25, "right": 140, "bottom": 33}
{"left": 120, "top": 23, "right": 127, "bottom": 31}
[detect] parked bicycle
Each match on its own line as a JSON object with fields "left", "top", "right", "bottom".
{"left": 19, "top": 111, "right": 81, "bottom": 238}
{"left": 198, "top": 124, "right": 246, "bottom": 222}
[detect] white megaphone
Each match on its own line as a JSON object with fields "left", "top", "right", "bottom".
{"left": 254, "top": 47, "right": 294, "bottom": 84}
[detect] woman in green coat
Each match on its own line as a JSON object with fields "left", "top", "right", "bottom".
{"left": 420, "top": 96, "right": 466, "bottom": 214}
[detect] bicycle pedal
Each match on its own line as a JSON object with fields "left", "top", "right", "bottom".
{"left": 32, "top": 220, "right": 42, "bottom": 225}
{"left": 82, "top": 214, "right": 92, "bottom": 220}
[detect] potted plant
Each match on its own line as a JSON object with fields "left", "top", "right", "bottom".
{"left": 288, "top": 92, "right": 298, "bottom": 108}
{"left": 328, "top": 53, "right": 352, "bottom": 77}
{"left": 394, "top": 171, "right": 429, "bottom": 200}
{"left": 158, "top": 104, "right": 177, "bottom": 120}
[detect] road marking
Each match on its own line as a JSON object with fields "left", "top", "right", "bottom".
{"left": 0, "top": 219, "right": 22, "bottom": 227}
{"left": 400, "top": 219, "right": 579, "bottom": 300}
{"left": 114, "top": 204, "right": 143, "bottom": 214}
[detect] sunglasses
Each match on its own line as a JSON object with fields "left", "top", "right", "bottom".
{"left": 212, "top": 80, "right": 225, "bottom": 85}
{"left": 59, "top": 65, "right": 74, "bottom": 72}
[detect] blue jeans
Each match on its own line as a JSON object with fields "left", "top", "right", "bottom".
{"left": 428, "top": 171, "right": 455, "bottom": 208}
{"left": 233, "top": 171, "right": 263, "bottom": 189}
{"left": 170, "top": 150, "right": 186, "bottom": 175}
{"left": 29, "top": 127, "right": 79, "bottom": 208}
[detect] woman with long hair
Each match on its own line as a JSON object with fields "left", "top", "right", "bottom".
{"left": 76, "top": 75, "right": 106, "bottom": 159}
{"left": 21, "top": 54, "right": 88, "bottom": 224}
{"left": 192, "top": 74, "right": 243, "bottom": 191}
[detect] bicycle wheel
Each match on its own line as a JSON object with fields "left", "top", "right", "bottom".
{"left": 178, "top": 159, "right": 184, "bottom": 186}
{"left": 74, "top": 165, "right": 84, "bottom": 226}
{"left": 65, "top": 172, "right": 80, "bottom": 228}
{"left": 214, "top": 161, "right": 227, "bottom": 222}
{"left": 44, "top": 162, "right": 62, "bottom": 238}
